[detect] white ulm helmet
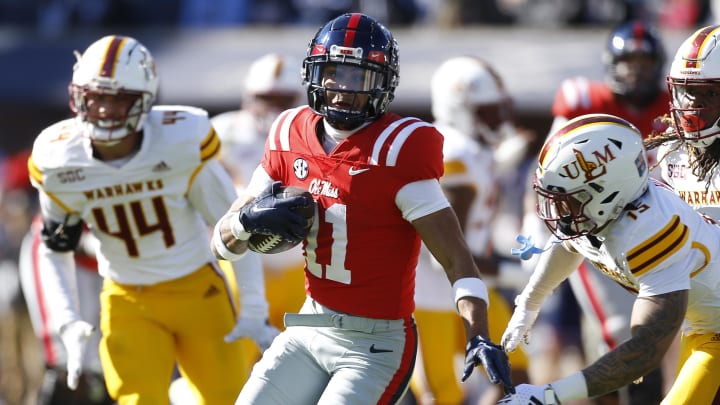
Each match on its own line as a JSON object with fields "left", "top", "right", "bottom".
{"left": 69, "top": 35, "right": 159, "bottom": 143}
{"left": 244, "top": 53, "right": 300, "bottom": 97}
{"left": 535, "top": 113, "right": 649, "bottom": 239}
{"left": 431, "top": 56, "right": 511, "bottom": 144}
{"left": 242, "top": 53, "right": 301, "bottom": 134}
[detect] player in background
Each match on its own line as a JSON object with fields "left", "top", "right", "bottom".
{"left": 212, "top": 53, "right": 302, "bottom": 190}
{"left": 27, "top": 35, "right": 277, "bottom": 404}
{"left": 19, "top": 215, "right": 113, "bottom": 404}
{"left": 644, "top": 24, "right": 720, "bottom": 405}
{"left": 212, "top": 13, "right": 514, "bottom": 405}
{"left": 411, "top": 56, "right": 532, "bottom": 405}
{"left": 211, "top": 53, "right": 306, "bottom": 334}
{"left": 523, "top": 20, "right": 673, "bottom": 404}
{"left": 549, "top": 19, "right": 670, "bottom": 152}
{"left": 648, "top": 24, "right": 720, "bottom": 220}
{"left": 500, "top": 113, "right": 720, "bottom": 405}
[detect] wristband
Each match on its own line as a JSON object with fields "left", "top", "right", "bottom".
{"left": 229, "top": 211, "right": 251, "bottom": 241}
{"left": 213, "top": 221, "right": 245, "bottom": 261}
{"left": 452, "top": 277, "right": 489, "bottom": 309}
{"left": 550, "top": 371, "right": 588, "bottom": 402}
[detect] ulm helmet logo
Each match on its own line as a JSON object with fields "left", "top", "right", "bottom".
{"left": 559, "top": 145, "right": 618, "bottom": 183}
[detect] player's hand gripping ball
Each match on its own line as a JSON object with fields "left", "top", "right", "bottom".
{"left": 246, "top": 184, "right": 316, "bottom": 254}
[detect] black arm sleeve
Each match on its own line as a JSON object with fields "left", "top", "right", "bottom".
{"left": 41, "top": 216, "right": 84, "bottom": 252}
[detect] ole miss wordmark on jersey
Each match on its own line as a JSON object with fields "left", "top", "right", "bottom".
{"left": 262, "top": 106, "right": 444, "bottom": 319}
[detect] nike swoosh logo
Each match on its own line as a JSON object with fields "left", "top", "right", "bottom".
{"left": 349, "top": 167, "right": 370, "bottom": 176}
{"left": 369, "top": 344, "right": 393, "bottom": 353}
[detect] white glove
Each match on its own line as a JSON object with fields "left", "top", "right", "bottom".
{"left": 497, "top": 384, "right": 559, "bottom": 404}
{"left": 500, "top": 305, "right": 539, "bottom": 353}
{"left": 224, "top": 317, "right": 280, "bottom": 351}
{"left": 59, "top": 320, "right": 95, "bottom": 390}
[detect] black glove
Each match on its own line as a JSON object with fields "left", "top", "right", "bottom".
{"left": 239, "top": 181, "right": 312, "bottom": 241}
{"left": 41, "top": 216, "right": 84, "bottom": 252}
{"left": 462, "top": 335, "right": 515, "bottom": 394}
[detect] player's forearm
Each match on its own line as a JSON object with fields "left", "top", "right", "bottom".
{"left": 582, "top": 292, "right": 686, "bottom": 397}
{"left": 446, "top": 248, "right": 492, "bottom": 339}
{"left": 456, "top": 296, "right": 490, "bottom": 339}
{"left": 211, "top": 194, "right": 257, "bottom": 261}
{"left": 545, "top": 331, "right": 671, "bottom": 402}
{"left": 37, "top": 244, "right": 81, "bottom": 332}
{"left": 212, "top": 210, "right": 250, "bottom": 260}
{"left": 472, "top": 254, "right": 499, "bottom": 277}
{"left": 582, "top": 337, "right": 666, "bottom": 397}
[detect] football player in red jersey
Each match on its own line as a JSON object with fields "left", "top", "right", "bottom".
{"left": 212, "top": 13, "right": 513, "bottom": 405}
{"left": 551, "top": 20, "right": 670, "bottom": 140}
{"left": 531, "top": 20, "right": 672, "bottom": 405}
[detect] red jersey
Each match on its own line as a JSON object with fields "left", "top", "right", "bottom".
{"left": 552, "top": 77, "right": 671, "bottom": 137}
{"left": 261, "top": 106, "right": 444, "bottom": 319}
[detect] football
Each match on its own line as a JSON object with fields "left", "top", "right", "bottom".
{"left": 247, "top": 186, "right": 316, "bottom": 254}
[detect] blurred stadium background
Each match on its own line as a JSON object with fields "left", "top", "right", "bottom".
{"left": 0, "top": 0, "right": 710, "bottom": 156}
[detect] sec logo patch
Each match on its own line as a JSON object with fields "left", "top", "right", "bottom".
{"left": 293, "top": 158, "right": 309, "bottom": 180}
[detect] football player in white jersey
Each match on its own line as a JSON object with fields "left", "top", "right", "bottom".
{"left": 26, "top": 35, "right": 277, "bottom": 404}
{"left": 644, "top": 24, "right": 720, "bottom": 404}
{"left": 411, "top": 56, "right": 531, "bottom": 405}
{"left": 211, "top": 53, "right": 307, "bottom": 337}
{"left": 526, "top": 21, "right": 673, "bottom": 405}
{"left": 498, "top": 114, "right": 720, "bottom": 405}
{"left": 649, "top": 24, "right": 720, "bottom": 221}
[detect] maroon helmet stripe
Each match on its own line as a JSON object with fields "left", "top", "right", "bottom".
{"left": 538, "top": 115, "right": 629, "bottom": 165}
{"left": 99, "top": 36, "right": 124, "bottom": 78}
{"left": 631, "top": 20, "right": 644, "bottom": 39}
{"left": 685, "top": 26, "right": 719, "bottom": 69}
{"left": 343, "top": 13, "right": 362, "bottom": 47}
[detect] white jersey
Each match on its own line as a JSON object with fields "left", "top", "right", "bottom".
{"left": 28, "top": 105, "right": 238, "bottom": 285}
{"left": 211, "top": 109, "right": 268, "bottom": 187}
{"left": 415, "top": 124, "right": 498, "bottom": 310}
{"left": 566, "top": 180, "right": 720, "bottom": 336}
{"left": 439, "top": 125, "right": 498, "bottom": 253}
{"left": 658, "top": 141, "right": 720, "bottom": 220}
